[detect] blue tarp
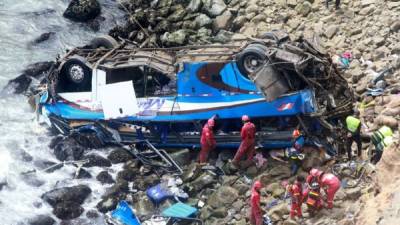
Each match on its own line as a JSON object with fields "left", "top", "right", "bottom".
{"left": 111, "top": 201, "right": 141, "bottom": 225}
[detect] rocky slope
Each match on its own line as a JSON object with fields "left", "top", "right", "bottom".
{"left": 101, "top": 0, "right": 400, "bottom": 224}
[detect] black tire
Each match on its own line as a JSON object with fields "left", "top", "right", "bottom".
{"left": 59, "top": 56, "right": 92, "bottom": 92}
{"left": 90, "top": 35, "right": 118, "bottom": 49}
{"left": 236, "top": 43, "right": 268, "bottom": 77}
{"left": 259, "top": 32, "right": 278, "bottom": 41}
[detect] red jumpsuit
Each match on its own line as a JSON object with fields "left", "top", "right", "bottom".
{"left": 288, "top": 181, "right": 303, "bottom": 218}
{"left": 306, "top": 173, "right": 340, "bottom": 209}
{"left": 250, "top": 187, "right": 262, "bottom": 225}
{"left": 199, "top": 123, "right": 216, "bottom": 163}
{"left": 320, "top": 173, "right": 341, "bottom": 209}
{"left": 233, "top": 122, "right": 256, "bottom": 164}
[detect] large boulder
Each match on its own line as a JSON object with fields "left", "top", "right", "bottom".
{"left": 82, "top": 153, "right": 112, "bottom": 167}
{"left": 202, "top": 0, "right": 227, "bottom": 17}
{"left": 2, "top": 74, "right": 32, "bottom": 94}
{"left": 53, "top": 137, "right": 84, "bottom": 161}
{"left": 96, "top": 171, "right": 115, "bottom": 184}
{"left": 42, "top": 185, "right": 91, "bottom": 207}
{"left": 107, "top": 148, "right": 134, "bottom": 164}
{"left": 213, "top": 10, "right": 233, "bottom": 31}
{"left": 52, "top": 201, "right": 84, "bottom": 220}
{"left": 63, "top": 0, "right": 101, "bottom": 22}
{"left": 2, "top": 61, "right": 53, "bottom": 94}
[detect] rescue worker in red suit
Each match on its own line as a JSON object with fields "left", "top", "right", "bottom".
{"left": 306, "top": 168, "right": 341, "bottom": 209}
{"left": 250, "top": 180, "right": 263, "bottom": 225}
{"left": 199, "top": 118, "right": 216, "bottom": 163}
{"left": 287, "top": 176, "right": 305, "bottom": 219}
{"left": 233, "top": 115, "right": 256, "bottom": 166}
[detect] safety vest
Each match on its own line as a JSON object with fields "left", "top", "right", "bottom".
{"left": 379, "top": 126, "right": 393, "bottom": 137}
{"left": 372, "top": 126, "right": 394, "bottom": 151}
{"left": 346, "top": 116, "right": 361, "bottom": 133}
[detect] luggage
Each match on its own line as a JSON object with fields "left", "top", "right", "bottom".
{"left": 146, "top": 184, "right": 173, "bottom": 204}
{"left": 162, "top": 202, "right": 198, "bottom": 218}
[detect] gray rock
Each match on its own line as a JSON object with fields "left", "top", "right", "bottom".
{"left": 42, "top": 185, "right": 91, "bottom": 207}
{"left": 325, "top": 25, "right": 339, "bottom": 39}
{"left": 213, "top": 10, "right": 233, "bottom": 31}
{"left": 373, "top": 36, "right": 386, "bottom": 47}
{"left": 182, "top": 163, "right": 202, "bottom": 182}
{"left": 136, "top": 196, "right": 155, "bottom": 218}
{"left": 86, "top": 209, "right": 100, "bottom": 219}
{"left": 33, "top": 32, "right": 55, "bottom": 44}
{"left": 202, "top": 0, "right": 227, "bottom": 17}
{"left": 167, "top": 5, "right": 187, "bottom": 22}
{"left": 96, "top": 196, "right": 118, "bottom": 213}
{"left": 208, "top": 186, "right": 239, "bottom": 208}
{"left": 195, "top": 14, "right": 212, "bottom": 28}
{"left": 75, "top": 168, "right": 92, "bottom": 179}
{"left": 161, "top": 29, "right": 189, "bottom": 46}
{"left": 63, "top": 0, "right": 101, "bottom": 22}
{"left": 107, "top": 148, "right": 134, "bottom": 164}
{"left": 345, "top": 187, "right": 362, "bottom": 200}
{"left": 82, "top": 153, "right": 111, "bottom": 167}
{"left": 283, "top": 219, "right": 298, "bottom": 225}
{"left": 187, "top": 0, "right": 203, "bottom": 12}
{"left": 190, "top": 172, "right": 216, "bottom": 192}
{"left": 52, "top": 201, "right": 84, "bottom": 220}
{"left": 168, "top": 148, "right": 192, "bottom": 166}
{"left": 96, "top": 171, "right": 115, "bottom": 184}
{"left": 268, "top": 202, "right": 290, "bottom": 220}
{"left": 28, "top": 215, "right": 55, "bottom": 225}
{"left": 232, "top": 16, "right": 247, "bottom": 31}
{"left": 295, "top": 1, "right": 312, "bottom": 17}
{"left": 213, "top": 30, "right": 233, "bottom": 42}
{"left": 53, "top": 137, "right": 84, "bottom": 161}
{"left": 390, "top": 21, "right": 400, "bottom": 32}
{"left": 359, "top": 6, "right": 374, "bottom": 15}
{"left": 211, "top": 207, "right": 227, "bottom": 218}
{"left": 361, "top": 0, "right": 376, "bottom": 6}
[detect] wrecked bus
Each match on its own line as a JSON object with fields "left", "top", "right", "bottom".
{"left": 38, "top": 31, "right": 353, "bottom": 152}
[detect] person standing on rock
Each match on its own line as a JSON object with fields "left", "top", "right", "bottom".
{"left": 199, "top": 117, "right": 217, "bottom": 164}
{"left": 250, "top": 180, "right": 263, "bottom": 225}
{"left": 326, "top": 0, "right": 340, "bottom": 10}
{"left": 345, "top": 115, "right": 363, "bottom": 160}
{"left": 287, "top": 175, "right": 305, "bottom": 219}
{"left": 288, "top": 129, "right": 305, "bottom": 176}
{"left": 232, "top": 115, "right": 256, "bottom": 167}
{"left": 370, "top": 126, "right": 393, "bottom": 164}
{"left": 307, "top": 168, "right": 340, "bottom": 209}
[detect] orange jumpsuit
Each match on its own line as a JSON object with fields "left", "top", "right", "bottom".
{"left": 233, "top": 121, "right": 256, "bottom": 164}
{"left": 199, "top": 123, "right": 216, "bottom": 163}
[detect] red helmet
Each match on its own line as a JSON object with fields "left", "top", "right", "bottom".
{"left": 292, "top": 129, "right": 301, "bottom": 138}
{"left": 253, "top": 180, "right": 262, "bottom": 191}
{"left": 242, "top": 115, "right": 250, "bottom": 122}
{"left": 310, "top": 168, "right": 323, "bottom": 177}
{"left": 207, "top": 119, "right": 215, "bottom": 127}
